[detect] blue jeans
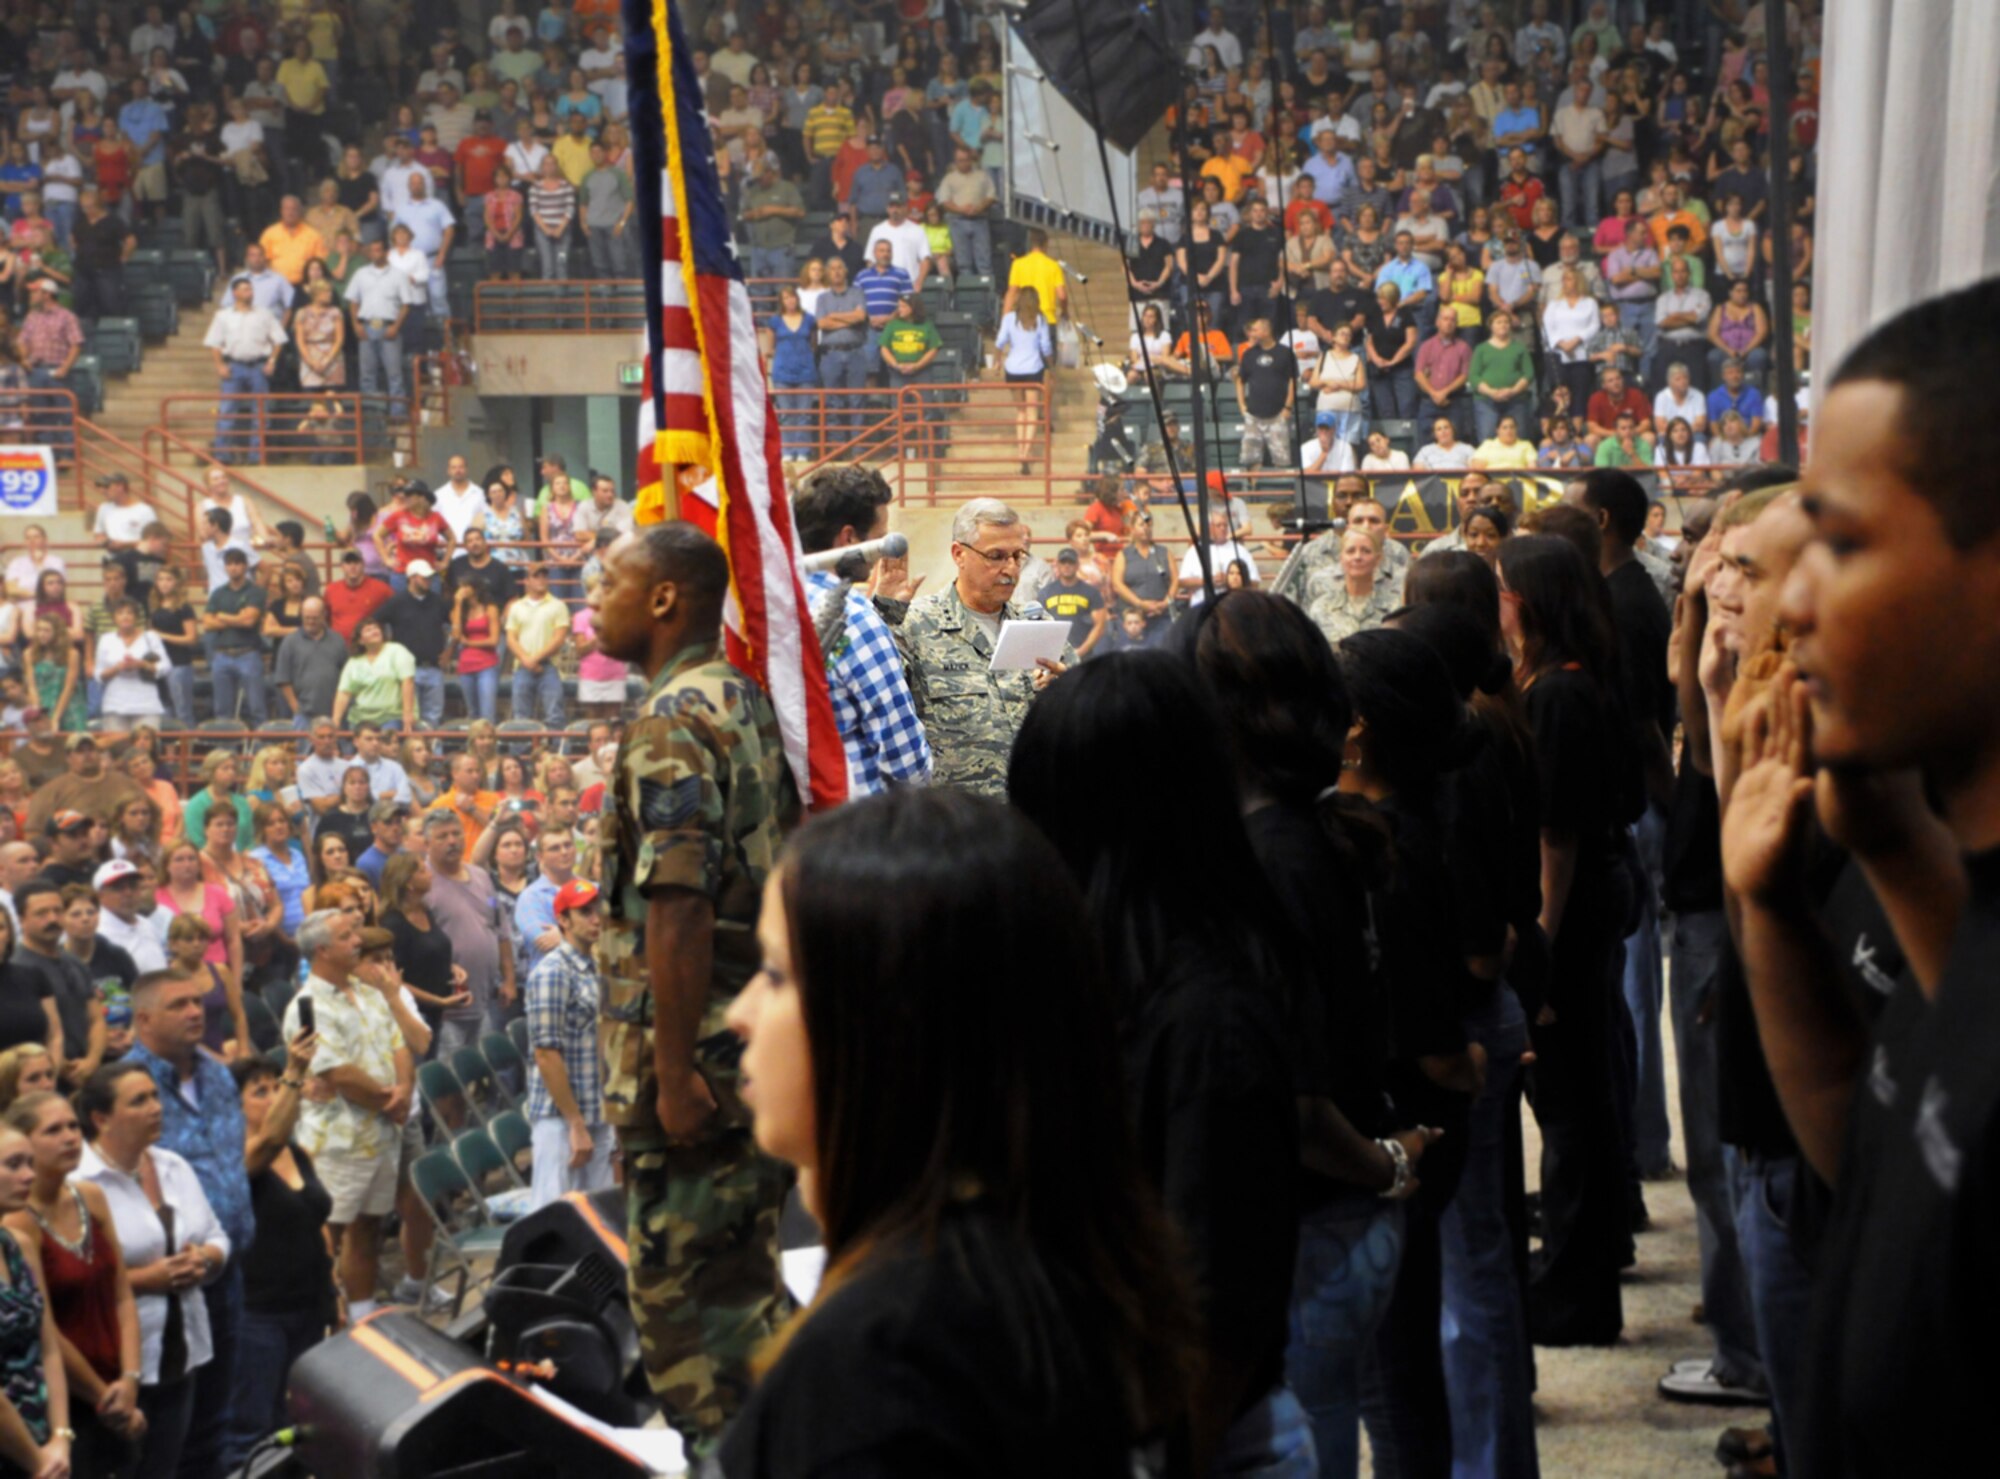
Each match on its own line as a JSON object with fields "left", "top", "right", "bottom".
{"left": 1623, "top": 806, "right": 1673, "bottom": 1177}
{"left": 511, "top": 663, "right": 565, "bottom": 727}
{"left": 180, "top": 1261, "right": 243, "bottom": 1479}
{"left": 457, "top": 665, "right": 499, "bottom": 722}
{"left": 165, "top": 664, "right": 196, "bottom": 728}
{"left": 1615, "top": 298, "right": 1656, "bottom": 375}
{"left": 819, "top": 343, "right": 871, "bottom": 438}
{"left": 1286, "top": 1199, "right": 1405, "bottom": 1479}
{"left": 1441, "top": 987, "right": 1540, "bottom": 1479}
{"left": 1729, "top": 1150, "right": 1813, "bottom": 1468}
{"left": 46, "top": 199, "right": 77, "bottom": 249}
{"left": 773, "top": 375, "right": 819, "bottom": 457}
{"left": 1708, "top": 347, "right": 1771, "bottom": 385}
{"left": 1474, "top": 391, "right": 1531, "bottom": 443}
{"left": 1671, "top": 909, "right": 1765, "bottom": 1390}
{"left": 209, "top": 649, "right": 267, "bottom": 726}
{"left": 1373, "top": 361, "right": 1418, "bottom": 421}
{"left": 1214, "top": 1385, "right": 1319, "bottom": 1478}
{"left": 357, "top": 323, "right": 407, "bottom": 420}
{"left": 535, "top": 227, "right": 570, "bottom": 280}
{"left": 411, "top": 665, "right": 446, "bottom": 729}
{"left": 217, "top": 363, "right": 270, "bottom": 463}
{"left": 748, "top": 245, "right": 795, "bottom": 282}
{"left": 1558, "top": 158, "right": 1601, "bottom": 233}
{"left": 223, "top": 1304, "right": 324, "bottom": 1469}
{"left": 947, "top": 214, "right": 993, "bottom": 277}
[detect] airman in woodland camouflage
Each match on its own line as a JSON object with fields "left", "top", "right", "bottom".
{"left": 590, "top": 524, "right": 799, "bottom": 1454}
{"left": 896, "top": 499, "right": 1075, "bottom": 797}
{"left": 1304, "top": 526, "right": 1404, "bottom": 644}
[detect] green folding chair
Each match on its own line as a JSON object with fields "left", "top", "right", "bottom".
{"left": 489, "top": 1108, "right": 535, "bottom": 1183}
{"left": 406, "top": 1148, "right": 507, "bottom": 1318}
{"left": 416, "top": 1058, "right": 479, "bottom": 1141}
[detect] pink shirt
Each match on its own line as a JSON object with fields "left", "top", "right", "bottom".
{"left": 573, "top": 608, "right": 627, "bottom": 683}
{"left": 158, "top": 883, "right": 235, "bottom": 969}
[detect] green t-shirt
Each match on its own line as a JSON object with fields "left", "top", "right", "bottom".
{"left": 878, "top": 319, "right": 942, "bottom": 366}
{"left": 182, "top": 787, "right": 256, "bottom": 849}
{"left": 336, "top": 642, "right": 416, "bottom": 723}
{"left": 1594, "top": 435, "right": 1656, "bottom": 468}
{"left": 1468, "top": 338, "right": 1534, "bottom": 395}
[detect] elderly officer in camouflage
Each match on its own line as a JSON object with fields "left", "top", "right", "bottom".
{"left": 896, "top": 498, "right": 1074, "bottom": 796}
{"left": 588, "top": 523, "right": 799, "bottom": 1452}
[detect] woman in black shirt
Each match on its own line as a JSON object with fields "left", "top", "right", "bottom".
{"left": 1498, "top": 535, "right": 1636, "bottom": 1347}
{"left": 378, "top": 855, "right": 460, "bottom": 1047}
{"left": 1336, "top": 627, "right": 1487, "bottom": 1477}
{"left": 225, "top": 1046, "right": 335, "bottom": 1466}
{"left": 717, "top": 791, "right": 1188, "bottom": 1478}
{"left": 1012, "top": 654, "right": 1306, "bottom": 1475}
{"left": 1184, "top": 591, "right": 1426, "bottom": 1479}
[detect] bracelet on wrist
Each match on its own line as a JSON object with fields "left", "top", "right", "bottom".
{"left": 1375, "top": 1135, "right": 1413, "bottom": 1199}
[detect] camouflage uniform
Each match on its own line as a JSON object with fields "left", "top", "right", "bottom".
{"left": 596, "top": 639, "right": 800, "bottom": 1451}
{"left": 1293, "top": 525, "right": 1411, "bottom": 591}
{"left": 896, "top": 582, "right": 1076, "bottom": 797}
{"left": 1303, "top": 565, "right": 1403, "bottom": 645}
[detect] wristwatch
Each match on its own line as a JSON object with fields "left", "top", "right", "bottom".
{"left": 54, "top": 1427, "right": 75, "bottom": 1444}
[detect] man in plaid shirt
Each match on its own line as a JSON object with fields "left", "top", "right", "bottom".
{"left": 794, "top": 465, "right": 932, "bottom": 794}
{"left": 524, "top": 878, "right": 615, "bottom": 1209}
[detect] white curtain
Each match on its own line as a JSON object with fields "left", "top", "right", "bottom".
{"left": 1813, "top": 1, "right": 2000, "bottom": 403}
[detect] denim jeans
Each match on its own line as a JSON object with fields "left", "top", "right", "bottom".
{"left": 1670, "top": 909, "right": 1765, "bottom": 1389}
{"left": 437, "top": 1013, "right": 485, "bottom": 1061}
{"left": 357, "top": 324, "right": 407, "bottom": 419}
{"left": 772, "top": 376, "right": 820, "bottom": 457}
{"left": 457, "top": 665, "right": 499, "bottom": 722}
{"left": 411, "top": 665, "right": 446, "bottom": 729}
{"left": 209, "top": 649, "right": 268, "bottom": 726}
{"left": 1474, "top": 391, "right": 1530, "bottom": 443}
{"left": 947, "top": 214, "right": 993, "bottom": 277}
{"left": 181, "top": 1261, "right": 243, "bottom": 1479}
{"left": 1286, "top": 1198, "right": 1405, "bottom": 1479}
{"left": 165, "top": 664, "right": 196, "bottom": 728}
{"left": 819, "top": 343, "right": 871, "bottom": 438}
{"left": 223, "top": 1304, "right": 324, "bottom": 1468}
{"left": 748, "top": 245, "right": 795, "bottom": 282}
{"left": 1615, "top": 298, "right": 1657, "bottom": 376}
{"left": 137, "top": 1379, "right": 196, "bottom": 1479}
{"left": 1441, "top": 986, "right": 1541, "bottom": 1479}
{"left": 535, "top": 228, "right": 569, "bottom": 280}
{"left": 511, "top": 663, "right": 565, "bottom": 727}
{"left": 529, "top": 1116, "right": 617, "bottom": 1210}
{"left": 1623, "top": 806, "right": 1673, "bottom": 1177}
{"left": 217, "top": 363, "right": 271, "bottom": 463}
{"left": 1558, "top": 158, "right": 1601, "bottom": 233}
{"left": 1214, "top": 1385, "right": 1319, "bottom": 1478}
{"left": 1373, "top": 360, "right": 1418, "bottom": 421}
{"left": 1729, "top": 1149, "right": 1813, "bottom": 1468}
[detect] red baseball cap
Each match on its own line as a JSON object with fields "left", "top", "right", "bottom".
{"left": 553, "top": 879, "right": 600, "bottom": 915}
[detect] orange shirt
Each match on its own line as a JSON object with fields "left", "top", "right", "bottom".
{"left": 427, "top": 788, "right": 501, "bottom": 854}
{"left": 1201, "top": 153, "right": 1250, "bottom": 203}
{"left": 1649, "top": 209, "right": 1707, "bottom": 255}
{"left": 259, "top": 221, "right": 327, "bottom": 284}
{"left": 455, "top": 134, "right": 508, "bottom": 198}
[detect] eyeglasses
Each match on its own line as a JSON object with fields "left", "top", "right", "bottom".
{"left": 959, "top": 544, "right": 1030, "bottom": 567}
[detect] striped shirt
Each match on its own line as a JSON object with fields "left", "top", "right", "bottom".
{"left": 854, "top": 263, "right": 913, "bottom": 322}
{"left": 528, "top": 179, "right": 576, "bottom": 236}
{"left": 802, "top": 103, "right": 855, "bottom": 159}
{"left": 806, "top": 571, "right": 931, "bottom": 794}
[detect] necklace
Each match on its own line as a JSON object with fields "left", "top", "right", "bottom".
{"left": 29, "top": 1184, "right": 91, "bottom": 1261}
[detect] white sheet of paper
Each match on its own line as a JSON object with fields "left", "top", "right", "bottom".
{"left": 989, "top": 619, "right": 1069, "bottom": 672}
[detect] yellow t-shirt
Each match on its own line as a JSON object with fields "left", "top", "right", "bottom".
{"left": 1472, "top": 438, "right": 1537, "bottom": 470}
{"left": 1200, "top": 153, "right": 1250, "bottom": 203}
{"left": 1007, "top": 251, "right": 1067, "bottom": 315}
{"left": 274, "top": 57, "right": 328, "bottom": 114}
{"left": 505, "top": 594, "right": 571, "bottom": 660}
{"left": 552, "top": 134, "right": 595, "bottom": 187}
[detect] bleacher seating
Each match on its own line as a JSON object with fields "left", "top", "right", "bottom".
{"left": 131, "top": 283, "right": 180, "bottom": 342}
{"left": 85, "top": 319, "right": 144, "bottom": 376}
{"left": 165, "top": 250, "right": 217, "bottom": 307}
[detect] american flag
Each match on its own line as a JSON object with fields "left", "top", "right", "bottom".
{"left": 623, "top": 0, "right": 846, "bottom": 810}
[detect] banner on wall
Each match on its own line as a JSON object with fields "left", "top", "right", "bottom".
{"left": 1293, "top": 468, "right": 1708, "bottom": 534}
{"left": 0, "top": 447, "right": 57, "bottom": 518}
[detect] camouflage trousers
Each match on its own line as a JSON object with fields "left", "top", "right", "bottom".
{"left": 619, "top": 1124, "right": 795, "bottom": 1453}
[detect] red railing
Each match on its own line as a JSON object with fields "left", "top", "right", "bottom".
{"left": 471, "top": 279, "right": 646, "bottom": 334}
{"left": 6, "top": 389, "right": 82, "bottom": 475}
{"left": 145, "top": 361, "right": 450, "bottom": 477}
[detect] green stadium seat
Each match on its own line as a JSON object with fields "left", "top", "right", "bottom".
{"left": 164, "top": 250, "right": 217, "bottom": 307}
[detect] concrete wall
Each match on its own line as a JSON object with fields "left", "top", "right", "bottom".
{"left": 471, "top": 333, "right": 646, "bottom": 398}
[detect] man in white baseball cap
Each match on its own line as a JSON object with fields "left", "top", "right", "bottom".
{"left": 93, "top": 859, "right": 170, "bottom": 973}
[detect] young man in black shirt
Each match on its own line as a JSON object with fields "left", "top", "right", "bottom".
{"left": 1234, "top": 317, "right": 1298, "bottom": 474}
{"left": 1034, "top": 549, "right": 1106, "bottom": 658}
{"left": 69, "top": 187, "right": 136, "bottom": 322}
{"left": 1228, "top": 197, "right": 1286, "bottom": 336}
{"left": 1720, "top": 280, "right": 2000, "bottom": 1479}
{"left": 1304, "top": 258, "right": 1383, "bottom": 350}
{"left": 375, "top": 560, "right": 451, "bottom": 730}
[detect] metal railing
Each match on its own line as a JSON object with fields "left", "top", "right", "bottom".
{"left": 471, "top": 279, "right": 647, "bottom": 334}
{"left": 146, "top": 357, "right": 450, "bottom": 475}
{"left": 6, "top": 389, "right": 82, "bottom": 474}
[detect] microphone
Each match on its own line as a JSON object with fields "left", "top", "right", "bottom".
{"left": 801, "top": 531, "right": 909, "bottom": 576}
{"left": 1057, "top": 258, "right": 1089, "bottom": 283}
{"left": 1006, "top": 62, "right": 1046, "bottom": 82}
{"left": 1027, "top": 133, "right": 1061, "bottom": 153}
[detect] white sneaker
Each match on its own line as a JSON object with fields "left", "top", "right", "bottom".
{"left": 393, "top": 1278, "right": 453, "bottom": 1311}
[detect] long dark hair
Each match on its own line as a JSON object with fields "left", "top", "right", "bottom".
{"left": 772, "top": 789, "right": 1189, "bottom": 1438}
{"left": 1401, "top": 551, "right": 1533, "bottom": 766}
{"left": 1338, "top": 627, "right": 1472, "bottom": 799}
{"left": 1498, "top": 534, "right": 1615, "bottom": 679}
{"left": 1008, "top": 651, "right": 1289, "bottom": 1015}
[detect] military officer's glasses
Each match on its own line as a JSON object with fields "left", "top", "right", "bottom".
{"left": 960, "top": 545, "right": 1031, "bottom": 567}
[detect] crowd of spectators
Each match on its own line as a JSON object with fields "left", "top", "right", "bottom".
{"left": 1110, "top": 0, "right": 1816, "bottom": 485}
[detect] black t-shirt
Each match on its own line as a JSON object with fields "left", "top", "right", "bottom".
{"left": 1605, "top": 559, "right": 1674, "bottom": 743}
{"left": 1306, "top": 284, "right": 1383, "bottom": 344}
{"left": 1127, "top": 236, "right": 1172, "bottom": 284}
{"left": 34, "top": 863, "right": 96, "bottom": 891}
{"left": 1799, "top": 847, "right": 2000, "bottom": 1478}
{"left": 205, "top": 579, "right": 267, "bottom": 653}
{"left": 7, "top": 948, "right": 92, "bottom": 1064}
{"left": 1662, "top": 751, "right": 1723, "bottom": 913}
{"left": 376, "top": 589, "right": 450, "bottom": 666}
{"left": 1034, "top": 578, "right": 1102, "bottom": 648}
{"left": 718, "top": 1205, "right": 1140, "bottom": 1478}
{"left": 386, "top": 909, "right": 455, "bottom": 1029}
{"left": 1244, "top": 802, "right": 1394, "bottom": 1167}
{"left": 1121, "top": 936, "right": 1297, "bottom": 1411}
{"left": 336, "top": 171, "right": 378, "bottom": 214}
{"left": 1713, "top": 166, "right": 1768, "bottom": 218}
{"left": 1235, "top": 342, "right": 1297, "bottom": 418}
{"left": 317, "top": 807, "right": 376, "bottom": 873}
{"left": 1183, "top": 231, "right": 1223, "bottom": 284}
{"left": 0, "top": 965, "right": 53, "bottom": 1054}
{"left": 1231, "top": 223, "right": 1284, "bottom": 286}
{"left": 244, "top": 1144, "right": 336, "bottom": 1320}
{"left": 74, "top": 212, "right": 131, "bottom": 273}
{"left": 448, "top": 554, "right": 520, "bottom": 611}
{"left": 809, "top": 232, "right": 866, "bottom": 280}
{"left": 1523, "top": 664, "right": 1620, "bottom": 853}
{"left": 174, "top": 131, "right": 224, "bottom": 196}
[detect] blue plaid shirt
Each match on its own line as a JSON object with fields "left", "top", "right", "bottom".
{"left": 525, "top": 942, "right": 603, "bottom": 1125}
{"left": 806, "top": 570, "right": 932, "bottom": 795}
{"left": 128, "top": 1041, "right": 255, "bottom": 1254}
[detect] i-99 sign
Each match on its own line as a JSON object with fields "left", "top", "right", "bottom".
{"left": 0, "top": 447, "right": 56, "bottom": 515}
